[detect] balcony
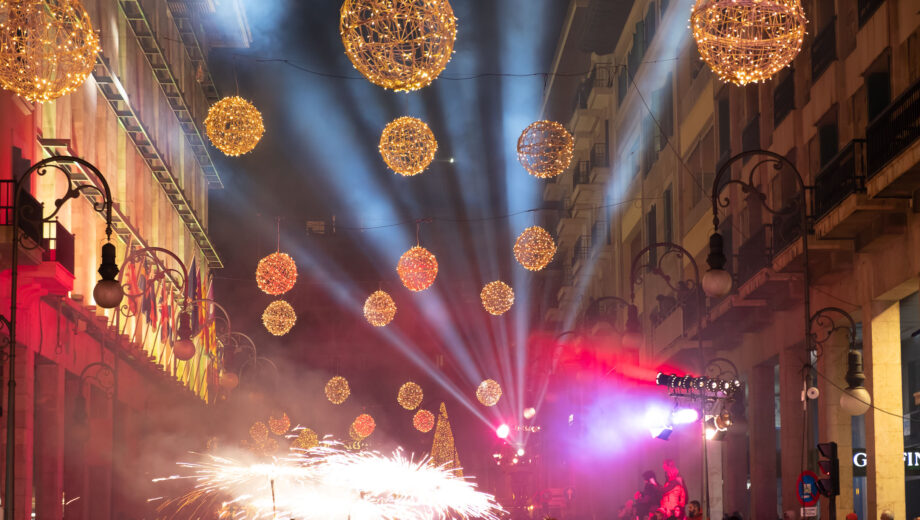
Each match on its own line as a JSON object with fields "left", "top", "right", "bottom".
{"left": 572, "top": 161, "right": 590, "bottom": 189}
{"left": 587, "top": 65, "right": 616, "bottom": 110}
{"left": 735, "top": 227, "right": 771, "bottom": 287}
{"left": 773, "top": 70, "right": 795, "bottom": 128}
{"left": 41, "top": 221, "right": 75, "bottom": 275}
{"left": 865, "top": 78, "right": 920, "bottom": 198}
{"left": 814, "top": 140, "right": 866, "bottom": 220}
{"left": 1, "top": 181, "right": 76, "bottom": 283}
{"left": 572, "top": 235, "right": 590, "bottom": 272}
{"left": 811, "top": 19, "right": 836, "bottom": 82}
{"left": 858, "top": 0, "right": 884, "bottom": 27}
{"left": 590, "top": 142, "right": 610, "bottom": 172}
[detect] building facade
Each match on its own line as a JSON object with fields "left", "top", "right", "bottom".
{"left": 0, "top": 0, "right": 249, "bottom": 518}
{"left": 533, "top": 0, "right": 920, "bottom": 518}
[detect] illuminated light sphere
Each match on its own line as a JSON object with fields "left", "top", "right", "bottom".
{"left": 523, "top": 407, "right": 536, "bottom": 420}
{"left": 292, "top": 428, "right": 319, "bottom": 450}
{"left": 691, "top": 0, "right": 807, "bottom": 86}
{"left": 379, "top": 116, "right": 438, "bottom": 176}
{"left": 340, "top": 0, "right": 457, "bottom": 92}
{"left": 325, "top": 376, "right": 351, "bottom": 405}
{"left": 363, "top": 290, "right": 397, "bottom": 327}
{"left": 204, "top": 96, "right": 265, "bottom": 156}
{"left": 262, "top": 300, "right": 296, "bottom": 336}
{"left": 516, "top": 121, "right": 574, "bottom": 178}
{"left": 480, "top": 281, "right": 514, "bottom": 316}
{"left": 0, "top": 0, "right": 100, "bottom": 103}
{"left": 352, "top": 413, "right": 376, "bottom": 438}
{"left": 255, "top": 252, "right": 297, "bottom": 296}
{"left": 268, "top": 412, "right": 291, "bottom": 435}
{"left": 397, "top": 246, "right": 438, "bottom": 292}
{"left": 249, "top": 421, "right": 269, "bottom": 443}
{"left": 476, "top": 379, "right": 503, "bottom": 407}
{"left": 397, "top": 381, "right": 424, "bottom": 410}
{"left": 514, "top": 226, "right": 556, "bottom": 271}
{"left": 496, "top": 424, "right": 510, "bottom": 439}
{"left": 413, "top": 409, "right": 435, "bottom": 432}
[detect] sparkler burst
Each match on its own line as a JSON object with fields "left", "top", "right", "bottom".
{"left": 154, "top": 443, "right": 504, "bottom": 520}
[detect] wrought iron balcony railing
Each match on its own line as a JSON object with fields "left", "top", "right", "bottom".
{"left": 813, "top": 140, "right": 867, "bottom": 220}
{"left": 573, "top": 161, "right": 591, "bottom": 188}
{"left": 1, "top": 180, "right": 75, "bottom": 274}
{"left": 591, "top": 142, "right": 610, "bottom": 170}
{"left": 867, "top": 78, "right": 920, "bottom": 177}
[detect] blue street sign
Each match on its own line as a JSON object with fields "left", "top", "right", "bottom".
{"left": 797, "top": 470, "right": 821, "bottom": 507}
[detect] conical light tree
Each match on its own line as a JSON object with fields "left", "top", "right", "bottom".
{"left": 430, "top": 402, "right": 462, "bottom": 477}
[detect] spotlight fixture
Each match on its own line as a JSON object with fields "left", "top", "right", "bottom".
{"left": 671, "top": 407, "right": 701, "bottom": 425}
{"left": 705, "top": 417, "right": 728, "bottom": 441}
{"left": 650, "top": 425, "right": 673, "bottom": 440}
{"left": 516, "top": 448, "right": 525, "bottom": 457}
{"left": 655, "top": 372, "right": 743, "bottom": 398}
{"left": 496, "top": 424, "right": 510, "bottom": 439}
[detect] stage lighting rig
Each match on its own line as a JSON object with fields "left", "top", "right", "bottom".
{"left": 656, "top": 372, "right": 742, "bottom": 399}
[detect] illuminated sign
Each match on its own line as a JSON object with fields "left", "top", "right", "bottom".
{"left": 851, "top": 449, "right": 920, "bottom": 477}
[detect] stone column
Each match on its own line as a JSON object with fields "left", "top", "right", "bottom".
{"left": 779, "top": 341, "right": 808, "bottom": 518}
{"left": 864, "top": 301, "right": 905, "bottom": 518}
{"left": 34, "top": 362, "right": 65, "bottom": 519}
{"left": 9, "top": 345, "right": 35, "bottom": 520}
{"left": 750, "top": 362, "right": 778, "bottom": 518}
{"left": 817, "top": 327, "right": 854, "bottom": 518}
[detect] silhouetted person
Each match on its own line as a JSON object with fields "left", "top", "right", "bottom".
{"left": 634, "top": 470, "right": 662, "bottom": 519}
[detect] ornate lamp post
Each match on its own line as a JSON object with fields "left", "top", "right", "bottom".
{"left": 810, "top": 307, "right": 869, "bottom": 415}
{"left": 629, "top": 241, "right": 710, "bottom": 520}
{"left": 1, "top": 156, "right": 123, "bottom": 519}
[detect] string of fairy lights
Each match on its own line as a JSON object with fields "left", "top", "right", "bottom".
{"left": 0, "top": 0, "right": 810, "bottom": 448}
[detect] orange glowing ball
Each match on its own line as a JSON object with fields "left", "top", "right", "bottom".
{"left": 397, "top": 246, "right": 438, "bottom": 292}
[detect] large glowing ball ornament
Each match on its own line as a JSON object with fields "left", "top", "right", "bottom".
{"left": 840, "top": 387, "right": 871, "bottom": 416}
{"left": 523, "top": 407, "right": 536, "bottom": 420}
{"left": 262, "top": 300, "right": 296, "bottom": 336}
{"left": 397, "top": 382, "right": 424, "bottom": 410}
{"left": 413, "top": 409, "right": 435, "bottom": 432}
{"left": 397, "top": 246, "right": 438, "bottom": 291}
{"left": 363, "top": 290, "right": 397, "bottom": 327}
{"left": 514, "top": 226, "right": 556, "bottom": 271}
{"left": 495, "top": 423, "right": 510, "bottom": 439}
{"left": 480, "top": 281, "right": 514, "bottom": 316}
{"left": 379, "top": 117, "right": 438, "bottom": 176}
{"left": 476, "top": 379, "right": 502, "bottom": 407}
{"left": 0, "top": 0, "right": 100, "bottom": 103}
{"left": 204, "top": 96, "right": 264, "bottom": 156}
{"left": 517, "top": 121, "right": 574, "bottom": 178}
{"left": 172, "top": 338, "right": 196, "bottom": 362}
{"left": 325, "top": 376, "right": 351, "bottom": 404}
{"left": 340, "top": 0, "right": 457, "bottom": 92}
{"left": 269, "top": 412, "right": 291, "bottom": 435}
{"left": 702, "top": 268, "right": 733, "bottom": 297}
{"left": 218, "top": 370, "right": 239, "bottom": 390}
{"left": 691, "top": 0, "right": 807, "bottom": 86}
{"left": 256, "top": 252, "right": 297, "bottom": 295}
{"left": 352, "top": 413, "right": 376, "bottom": 438}
{"left": 292, "top": 428, "right": 319, "bottom": 450}
{"left": 249, "top": 422, "right": 269, "bottom": 443}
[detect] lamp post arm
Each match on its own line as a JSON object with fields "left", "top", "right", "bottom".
{"left": 629, "top": 242, "right": 701, "bottom": 301}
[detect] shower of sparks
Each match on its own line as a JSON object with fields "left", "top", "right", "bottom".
{"left": 152, "top": 442, "right": 504, "bottom": 520}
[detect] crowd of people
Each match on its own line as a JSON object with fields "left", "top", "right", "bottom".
{"left": 617, "top": 460, "right": 705, "bottom": 520}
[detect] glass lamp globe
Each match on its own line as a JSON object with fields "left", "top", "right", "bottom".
{"left": 93, "top": 279, "right": 124, "bottom": 309}
{"left": 621, "top": 331, "right": 643, "bottom": 349}
{"left": 702, "top": 269, "right": 733, "bottom": 297}
{"left": 840, "top": 387, "right": 871, "bottom": 416}
{"left": 173, "top": 338, "right": 196, "bottom": 361}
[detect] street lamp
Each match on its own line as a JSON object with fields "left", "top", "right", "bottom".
{"left": 810, "top": 307, "right": 870, "bottom": 416}
{"left": 629, "top": 241, "right": 711, "bottom": 520}
{"left": 1, "top": 156, "right": 121, "bottom": 520}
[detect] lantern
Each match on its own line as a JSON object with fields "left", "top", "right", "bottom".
{"left": 262, "top": 300, "right": 296, "bottom": 336}
{"left": 517, "top": 121, "right": 574, "bottom": 178}
{"left": 480, "top": 281, "right": 514, "bottom": 315}
{"left": 0, "top": 0, "right": 100, "bottom": 103}
{"left": 256, "top": 252, "right": 297, "bottom": 296}
{"left": 364, "top": 290, "right": 397, "bottom": 327}
{"left": 691, "top": 0, "right": 807, "bottom": 85}
{"left": 340, "top": 0, "right": 457, "bottom": 91}
{"left": 397, "top": 246, "right": 438, "bottom": 291}
{"left": 204, "top": 96, "right": 265, "bottom": 156}
{"left": 514, "top": 226, "right": 556, "bottom": 271}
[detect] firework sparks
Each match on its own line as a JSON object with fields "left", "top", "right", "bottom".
{"left": 154, "top": 443, "right": 504, "bottom": 519}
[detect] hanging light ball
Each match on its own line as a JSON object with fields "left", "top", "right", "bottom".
{"left": 262, "top": 300, "right": 296, "bottom": 336}
{"left": 413, "top": 409, "right": 435, "bottom": 433}
{"left": 397, "top": 246, "right": 438, "bottom": 292}
{"left": 514, "top": 226, "right": 556, "bottom": 271}
{"left": 292, "top": 428, "right": 319, "bottom": 450}
{"left": 204, "top": 96, "right": 265, "bottom": 156}
{"left": 0, "top": 0, "right": 100, "bottom": 103}
{"left": 268, "top": 412, "right": 291, "bottom": 436}
{"left": 249, "top": 421, "right": 269, "bottom": 443}
{"left": 325, "top": 376, "right": 351, "bottom": 405}
{"left": 340, "top": 0, "right": 457, "bottom": 92}
{"left": 691, "top": 0, "right": 807, "bottom": 86}
{"left": 352, "top": 413, "right": 376, "bottom": 438}
{"left": 363, "top": 290, "right": 397, "bottom": 327}
{"left": 379, "top": 116, "right": 438, "bottom": 176}
{"left": 218, "top": 370, "right": 239, "bottom": 390}
{"left": 480, "top": 281, "right": 514, "bottom": 316}
{"left": 476, "top": 379, "right": 502, "bottom": 407}
{"left": 397, "top": 382, "right": 424, "bottom": 410}
{"left": 256, "top": 252, "right": 297, "bottom": 296}
{"left": 517, "top": 121, "right": 574, "bottom": 178}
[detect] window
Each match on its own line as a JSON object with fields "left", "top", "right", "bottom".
{"left": 617, "top": 68, "right": 628, "bottom": 106}
{"left": 663, "top": 188, "right": 673, "bottom": 244}
{"left": 645, "top": 2, "right": 657, "bottom": 49}
{"left": 718, "top": 95, "right": 731, "bottom": 159}
{"left": 646, "top": 205, "right": 658, "bottom": 264}
{"left": 866, "top": 72, "right": 890, "bottom": 122}
{"left": 658, "top": 75, "right": 674, "bottom": 144}
{"left": 818, "top": 122, "right": 839, "bottom": 167}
